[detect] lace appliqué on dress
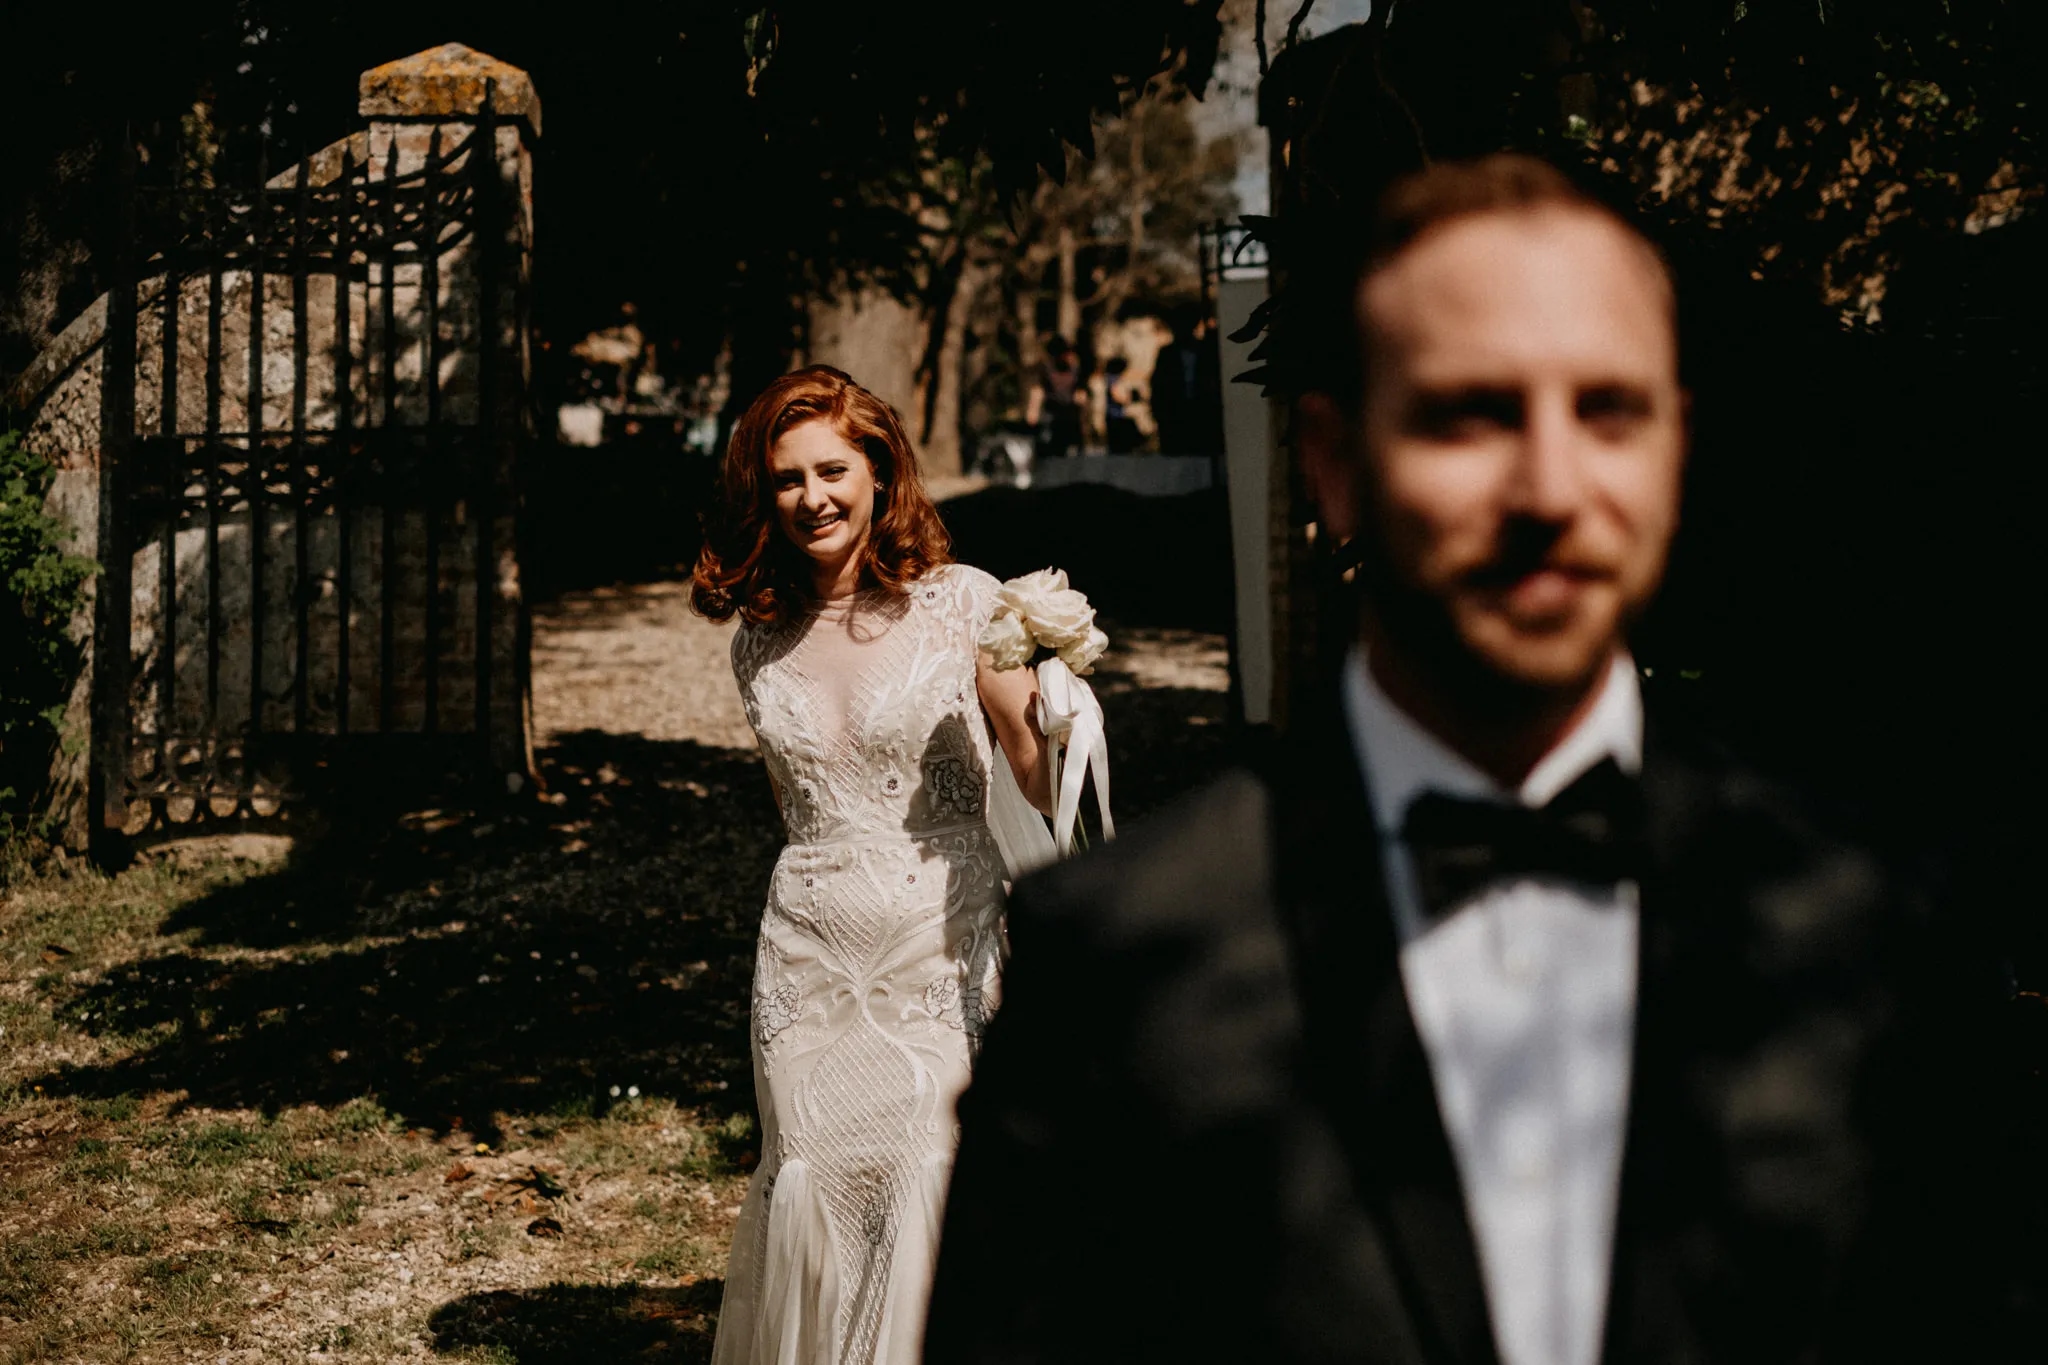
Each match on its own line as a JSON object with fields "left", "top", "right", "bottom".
{"left": 924, "top": 755, "right": 983, "bottom": 816}
{"left": 922, "top": 975, "right": 962, "bottom": 1028}
{"left": 755, "top": 982, "right": 803, "bottom": 1046}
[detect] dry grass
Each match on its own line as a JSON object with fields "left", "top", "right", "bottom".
{"left": 0, "top": 579, "right": 1228, "bottom": 1363}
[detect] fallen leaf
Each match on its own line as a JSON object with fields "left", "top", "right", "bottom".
{"left": 526, "top": 1216, "right": 564, "bottom": 1238}
{"left": 444, "top": 1163, "right": 474, "bottom": 1184}
{"left": 40, "top": 944, "right": 73, "bottom": 963}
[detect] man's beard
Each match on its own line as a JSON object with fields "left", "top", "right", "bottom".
{"left": 1351, "top": 525, "right": 1611, "bottom": 723}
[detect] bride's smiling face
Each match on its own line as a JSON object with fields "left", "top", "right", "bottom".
{"left": 769, "top": 419, "right": 879, "bottom": 572}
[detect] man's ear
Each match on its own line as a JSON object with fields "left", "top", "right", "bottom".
{"left": 1295, "top": 391, "right": 1360, "bottom": 544}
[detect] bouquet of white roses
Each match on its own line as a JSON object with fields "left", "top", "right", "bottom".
{"left": 978, "top": 568, "right": 1115, "bottom": 878}
{"left": 978, "top": 568, "right": 1110, "bottom": 676}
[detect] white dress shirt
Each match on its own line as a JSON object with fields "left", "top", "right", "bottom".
{"left": 1342, "top": 651, "right": 1642, "bottom": 1365}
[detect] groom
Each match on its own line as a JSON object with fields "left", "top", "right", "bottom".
{"left": 925, "top": 155, "right": 2012, "bottom": 1363}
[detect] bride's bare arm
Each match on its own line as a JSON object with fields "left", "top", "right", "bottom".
{"left": 976, "top": 655, "right": 1054, "bottom": 814}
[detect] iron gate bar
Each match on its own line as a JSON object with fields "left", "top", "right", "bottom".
{"left": 93, "top": 128, "right": 138, "bottom": 833}
{"left": 156, "top": 135, "right": 181, "bottom": 794}
{"left": 473, "top": 83, "right": 497, "bottom": 741}
{"left": 204, "top": 195, "right": 224, "bottom": 756}
{"left": 422, "top": 123, "right": 443, "bottom": 737}
{"left": 292, "top": 154, "right": 313, "bottom": 738}
{"left": 248, "top": 138, "right": 267, "bottom": 763}
{"left": 334, "top": 146, "right": 355, "bottom": 738}
{"left": 379, "top": 134, "right": 399, "bottom": 735}
{"left": 158, "top": 214, "right": 179, "bottom": 783}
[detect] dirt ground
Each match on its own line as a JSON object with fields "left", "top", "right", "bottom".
{"left": 1, "top": 577, "right": 1230, "bottom": 1363}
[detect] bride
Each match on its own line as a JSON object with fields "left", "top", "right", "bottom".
{"left": 693, "top": 366, "right": 1052, "bottom": 1364}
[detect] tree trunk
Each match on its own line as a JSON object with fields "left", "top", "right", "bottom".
{"left": 922, "top": 254, "right": 997, "bottom": 477}
{"left": 804, "top": 284, "right": 929, "bottom": 442}
{"left": 1055, "top": 224, "right": 1081, "bottom": 343}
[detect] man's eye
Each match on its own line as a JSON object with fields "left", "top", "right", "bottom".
{"left": 1578, "top": 385, "right": 1653, "bottom": 429}
{"left": 1409, "top": 390, "right": 1522, "bottom": 439}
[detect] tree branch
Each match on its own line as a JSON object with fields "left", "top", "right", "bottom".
{"left": 1284, "top": 0, "right": 1318, "bottom": 50}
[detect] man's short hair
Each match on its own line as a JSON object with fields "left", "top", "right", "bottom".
{"left": 1308, "top": 153, "right": 1674, "bottom": 408}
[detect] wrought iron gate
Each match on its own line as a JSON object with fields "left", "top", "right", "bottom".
{"left": 92, "top": 87, "right": 531, "bottom": 835}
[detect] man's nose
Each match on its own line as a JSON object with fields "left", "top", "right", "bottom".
{"left": 1503, "top": 392, "right": 1587, "bottom": 522}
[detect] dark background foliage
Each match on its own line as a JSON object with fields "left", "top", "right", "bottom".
{"left": 0, "top": 431, "right": 95, "bottom": 818}
{"left": 0, "top": 1, "right": 1226, "bottom": 409}
{"left": 1252, "top": 0, "right": 2044, "bottom": 978}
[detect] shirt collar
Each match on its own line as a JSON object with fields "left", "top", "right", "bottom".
{"left": 1341, "top": 647, "right": 1643, "bottom": 835}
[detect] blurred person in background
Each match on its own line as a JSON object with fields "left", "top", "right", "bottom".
{"left": 1150, "top": 304, "right": 1221, "bottom": 454}
{"left": 1102, "top": 355, "right": 1146, "bottom": 453}
{"left": 1025, "top": 336, "right": 1087, "bottom": 459}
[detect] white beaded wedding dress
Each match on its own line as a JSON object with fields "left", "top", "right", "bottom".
{"left": 711, "top": 563, "right": 1008, "bottom": 1365}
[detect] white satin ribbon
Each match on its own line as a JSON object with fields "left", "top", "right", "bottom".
{"left": 983, "top": 657, "right": 1116, "bottom": 883}
{"left": 1034, "top": 657, "right": 1115, "bottom": 856}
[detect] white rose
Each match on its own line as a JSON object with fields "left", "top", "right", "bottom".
{"left": 994, "top": 568, "right": 1070, "bottom": 622}
{"left": 978, "top": 610, "right": 1036, "bottom": 671}
{"left": 1025, "top": 590, "right": 1093, "bottom": 649}
{"left": 1057, "top": 624, "right": 1109, "bottom": 676}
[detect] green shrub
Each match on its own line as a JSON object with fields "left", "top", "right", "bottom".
{"left": 0, "top": 427, "right": 96, "bottom": 826}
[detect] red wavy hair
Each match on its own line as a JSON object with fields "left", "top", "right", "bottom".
{"left": 692, "top": 366, "right": 952, "bottom": 625}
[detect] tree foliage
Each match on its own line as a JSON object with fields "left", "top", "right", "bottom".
{"left": 1245, "top": 0, "right": 2042, "bottom": 394}
{"left": 0, "top": 1, "right": 1228, "bottom": 404}
{"left": 0, "top": 431, "right": 96, "bottom": 814}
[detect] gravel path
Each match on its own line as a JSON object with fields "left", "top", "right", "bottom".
{"left": 533, "top": 583, "right": 753, "bottom": 751}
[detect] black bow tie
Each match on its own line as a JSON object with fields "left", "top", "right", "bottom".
{"left": 1399, "top": 758, "right": 1646, "bottom": 921}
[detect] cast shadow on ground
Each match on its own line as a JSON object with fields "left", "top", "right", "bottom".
{"left": 32, "top": 733, "right": 784, "bottom": 1144}
{"left": 30, "top": 664, "right": 1232, "bottom": 1144}
{"left": 427, "top": 1278, "right": 725, "bottom": 1362}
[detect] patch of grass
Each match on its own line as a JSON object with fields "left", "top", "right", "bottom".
{"left": 136, "top": 1245, "right": 241, "bottom": 1319}
{"left": 659, "top": 1109, "right": 757, "bottom": 1181}
{"left": 77, "top": 1092, "right": 141, "bottom": 1121}
{"left": 549, "top": 1092, "right": 597, "bottom": 1123}
{"left": 446, "top": 1345, "right": 519, "bottom": 1365}
{"left": 322, "top": 1094, "right": 396, "bottom": 1136}
{"left": 632, "top": 1239, "right": 704, "bottom": 1276}
{"left": 318, "top": 1191, "right": 367, "bottom": 1228}
{"left": 62, "top": 1134, "right": 132, "bottom": 1182}
{"left": 165, "top": 1117, "right": 285, "bottom": 1168}
{"left": 280, "top": 1150, "right": 347, "bottom": 1185}
{"left": 0, "top": 1221, "right": 157, "bottom": 1313}
{"left": 454, "top": 1219, "right": 513, "bottom": 1263}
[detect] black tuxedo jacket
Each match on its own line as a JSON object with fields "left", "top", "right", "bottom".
{"left": 924, "top": 695, "right": 2014, "bottom": 1364}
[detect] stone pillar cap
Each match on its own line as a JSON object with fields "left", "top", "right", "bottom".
{"left": 358, "top": 42, "right": 541, "bottom": 135}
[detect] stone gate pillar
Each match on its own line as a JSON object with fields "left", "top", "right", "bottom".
{"left": 356, "top": 43, "right": 542, "bottom": 777}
